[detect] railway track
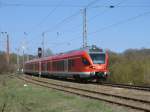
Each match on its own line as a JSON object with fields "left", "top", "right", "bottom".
{"left": 100, "top": 82, "right": 150, "bottom": 92}
{"left": 37, "top": 75, "right": 150, "bottom": 92}
{"left": 17, "top": 75, "right": 150, "bottom": 112}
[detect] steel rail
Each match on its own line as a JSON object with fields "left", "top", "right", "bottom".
{"left": 24, "top": 75, "right": 150, "bottom": 104}
{"left": 100, "top": 82, "right": 150, "bottom": 92}
{"left": 17, "top": 75, "right": 150, "bottom": 112}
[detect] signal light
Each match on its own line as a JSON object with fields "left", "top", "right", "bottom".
{"left": 38, "top": 47, "right": 42, "bottom": 58}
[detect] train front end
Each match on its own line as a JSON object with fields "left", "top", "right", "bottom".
{"left": 88, "top": 46, "right": 109, "bottom": 81}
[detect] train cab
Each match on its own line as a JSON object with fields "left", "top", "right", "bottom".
{"left": 86, "top": 45, "right": 109, "bottom": 80}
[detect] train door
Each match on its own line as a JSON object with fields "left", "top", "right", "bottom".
{"left": 64, "top": 59, "right": 68, "bottom": 72}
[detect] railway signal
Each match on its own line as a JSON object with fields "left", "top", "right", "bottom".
{"left": 38, "top": 47, "right": 42, "bottom": 58}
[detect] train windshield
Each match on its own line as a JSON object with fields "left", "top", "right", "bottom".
{"left": 89, "top": 53, "right": 105, "bottom": 64}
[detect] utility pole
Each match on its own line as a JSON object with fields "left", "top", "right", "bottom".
{"left": 22, "top": 42, "right": 26, "bottom": 72}
{"left": 0, "top": 32, "right": 3, "bottom": 51}
{"left": 22, "top": 49, "right": 24, "bottom": 72}
{"left": 1, "top": 32, "right": 6, "bottom": 44}
{"left": 1, "top": 32, "right": 10, "bottom": 64}
{"left": 27, "top": 52, "right": 29, "bottom": 61}
{"left": 16, "top": 48, "right": 20, "bottom": 72}
{"left": 42, "top": 32, "right": 45, "bottom": 57}
{"left": 6, "top": 34, "right": 10, "bottom": 64}
{"left": 24, "top": 32, "right": 29, "bottom": 62}
{"left": 83, "top": 8, "right": 88, "bottom": 48}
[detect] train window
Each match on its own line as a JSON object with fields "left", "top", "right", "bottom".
{"left": 52, "top": 62, "right": 56, "bottom": 71}
{"left": 52, "top": 61, "right": 64, "bottom": 71}
{"left": 89, "top": 53, "right": 105, "bottom": 64}
{"left": 58, "top": 60, "right": 64, "bottom": 71}
{"left": 41, "top": 63, "right": 44, "bottom": 70}
{"left": 68, "top": 59, "right": 74, "bottom": 70}
{"left": 82, "top": 57, "right": 90, "bottom": 66}
{"left": 68, "top": 60, "right": 74, "bottom": 66}
{"left": 47, "top": 62, "right": 51, "bottom": 70}
{"left": 45, "top": 62, "right": 47, "bottom": 70}
{"left": 42, "top": 62, "right": 47, "bottom": 71}
{"left": 35, "top": 63, "right": 39, "bottom": 71}
{"left": 33, "top": 63, "right": 36, "bottom": 71}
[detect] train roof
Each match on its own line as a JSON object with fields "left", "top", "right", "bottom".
{"left": 25, "top": 45, "right": 105, "bottom": 64}
{"left": 25, "top": 50, "right": 85, "bottom": 64}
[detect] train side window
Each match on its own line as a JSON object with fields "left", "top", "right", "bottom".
{"left": 42, "top": 62, "right": 47, "bottom": 71}
{"left": 57, "top": 60, "right": 64, "bottom": 71}
{"left": 68, "top": 59, "right": 74, "bottom": 70}
{"left": 82, "top": 57, "right": 90, "bottom": 66}
{"left": 47, "top": 62, "right": 51, "bottom": 70}
{"left": 69, "top": 60, "right": 74, "bottom": 67}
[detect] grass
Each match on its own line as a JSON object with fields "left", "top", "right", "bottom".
{"left": 0, "top": 74, "right": 128, "bottom": 112}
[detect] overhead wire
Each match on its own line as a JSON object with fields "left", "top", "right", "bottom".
{"left": 1, "top": 1, "right": 150, "bottom": 8}
{"left": 28, "top": 0, "right": 64, "bottom": 33}
{"left": 86, "top": 0, "right": 102, "bottom": 9}
{"left": 44, "top": 10, "right": 81, "bottom": 33}
{"left": 88, "top": 10, "right": 150, "bottom": 35}
{"left": 56, "top": 0, "right": 126, "bottom": 45}
{"left": 43, "top": 0, "right": 101, "bottom": 33}
{"left": 55, "top": 10, "right": 150, "bottom": 47}
{"left": 40, "top": 0, "right": 102, "bottom": 47}
{"left": 2, "top": 0, "right": 149, "bottom": 49}
{"left": 60, "top": 0, "right": 125, "bottom": 34}
{"left": 2, "top": 4, "right": 84, "bottom": 8}
{"left": 0, "top": 1, "right": 89, "bottom": 8}
{"left": 88, "top": 0, "right": 125, "bottom": 22}
{"left": 92, "top": 5, "right": 150, "bottom": 8}
{"left": 23, "top": 0, "right": 101, "bottom": 49}
{"left": 45, "top": 0, "right": 118, "bottom": 46}
{"left": 1, "top": 0, "right": 102, "bottom": 34}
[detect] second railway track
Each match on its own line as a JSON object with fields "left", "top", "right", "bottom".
{"left": 100, "top": 82, "right": 150, "bottom": 92}
{"left": 17, "top": 74, "right": 150, "bottom": 112}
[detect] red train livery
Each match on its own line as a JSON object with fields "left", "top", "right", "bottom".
{"left": 24, "top": 46, "right": 109, "bottom": 81}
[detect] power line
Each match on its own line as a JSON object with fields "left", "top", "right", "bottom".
{"left": 29, "top": 0, "right": 100, "bottom": 52}
{"left": 60, "top": 0, "right": 125, "bottom": 34}
{"left": 44, "top": 0, "right": 101, "bottom": 33}
{"left": 53, "top": 10, "right": 150, "bottom": 47}
{"left": 0, "top": 2, "right": 85, "bottom": 8}
{"left": 1, "top": 0, "right": 100, "bottom": 8}
{"left": 35, "top": 0, "right": 64, "bottom": 26}
{"left": 88, "top": 0, "right": 125, "bottom": 22}
{"left": 28, "top": 0, "right": 64, "bottom": 33}
{"left": 1, "top": 1, "right": 150, "bottom": 8}
{"left": 44, "top": 10, "right": 81, "bottom": 33}
{"left": 86, "top": 0, "right": 101, "bottom": 9}
{"left": 42, "top": 0, "right": 108, "bottom": 46}
{"left": 92, "top": 5, "right": 150, "bottom": 8}
{"left": 89, "top": 10, "right": 150, "bottom": 35}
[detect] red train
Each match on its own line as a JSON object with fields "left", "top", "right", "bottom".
{"left": 24, "top": 46, "right": 109, "bottom": 81}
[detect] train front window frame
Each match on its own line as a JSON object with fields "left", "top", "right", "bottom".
{"left": 89, "top": 53, "right": 105, "bottom": 64}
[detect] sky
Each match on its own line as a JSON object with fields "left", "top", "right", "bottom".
{"left": 0, "top": 0, "right": 150, "bottom": 55}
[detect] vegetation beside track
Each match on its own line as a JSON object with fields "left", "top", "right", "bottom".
{"left": 109, "top": 48, "right": 150, "bottom": 85}
{"left": 0, "top": 74, "right": 128, "bottom": 112}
